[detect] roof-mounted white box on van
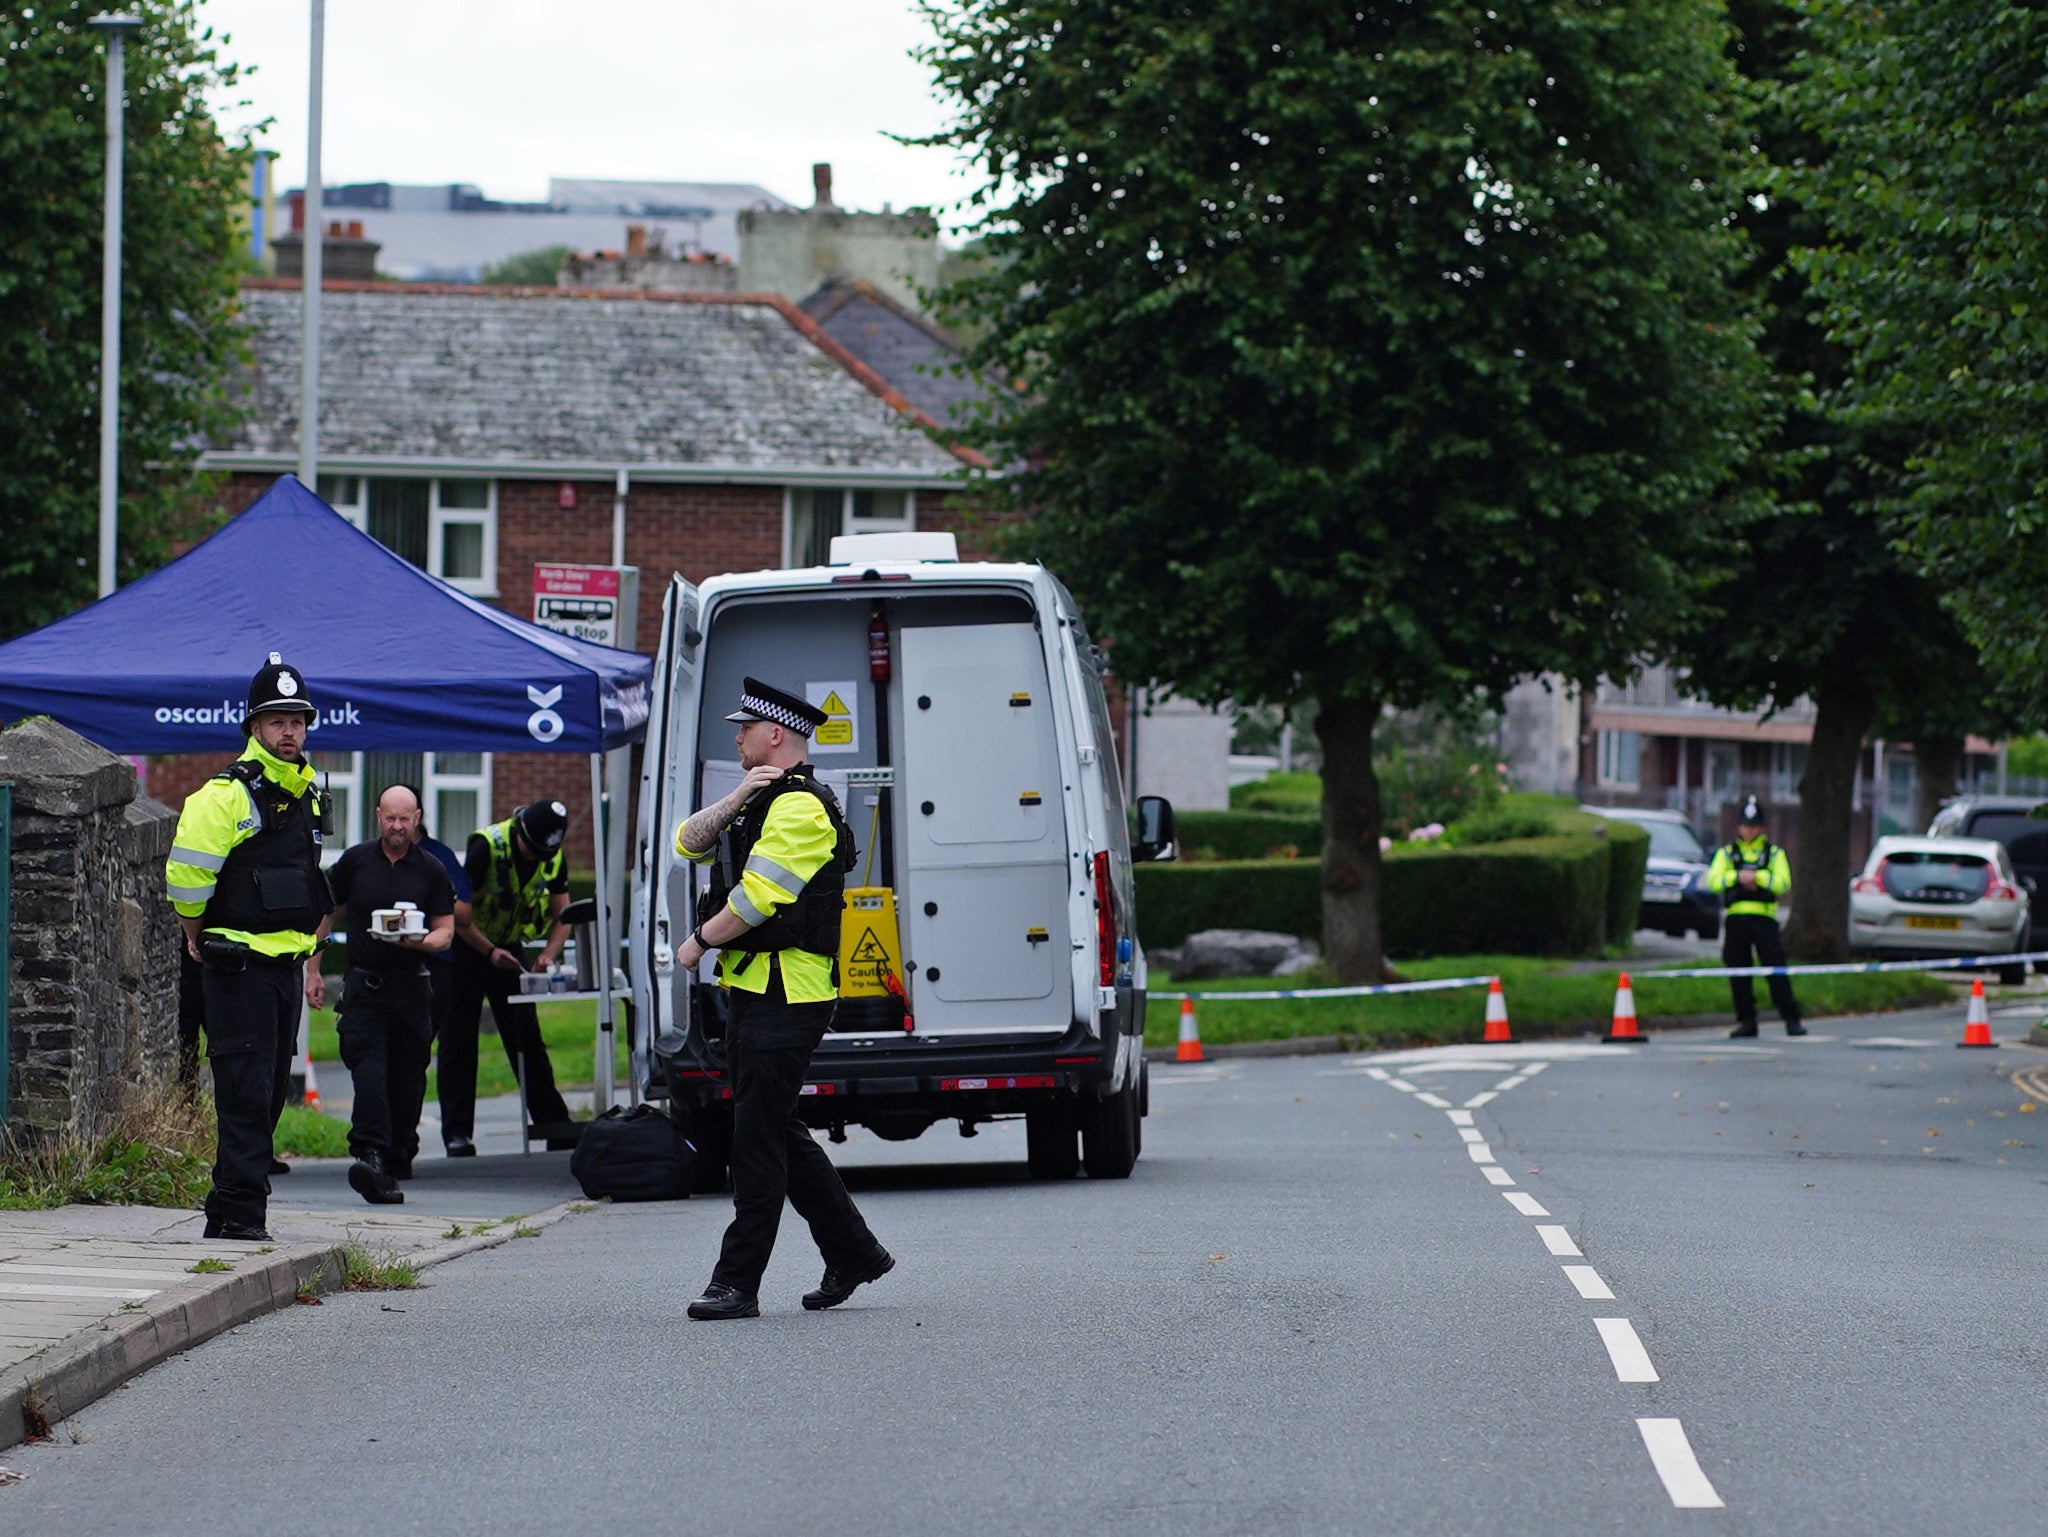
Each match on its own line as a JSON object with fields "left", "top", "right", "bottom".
{"left": 827, "top": 531, "right": 959, "bottom": 565}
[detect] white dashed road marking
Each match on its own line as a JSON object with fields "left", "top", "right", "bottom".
{"left": 1534, "top": 1225, "right": 1580, "bottom": 1257}
{"left": 1563, "top": 1265, "right": 1615, "bottom": 1300}
{"left": 1446, "top": 1109, "right": 1474, "bottom": 1126}
{"left": 1467, "top": 1143, "right": 1497, "bottom": 1164}
{"left": 1637, "top": 1419, "right": 1725, "bottom": 1509}
{"left": 1413, "top": 1092, "right": 1451, "bottom": 1108}
{"left": 1595, "top": 1318, "right": 1659, "bottom": 1382}
{"left": 1503, "top": 1192, "right": 1549, "bottom": 1216}
{"left": 1463, "top": 1090, "right": 1499, "bottom": 1108}
{"left": 1481, "top": 1166, "right": 1515, "bottom": 1186}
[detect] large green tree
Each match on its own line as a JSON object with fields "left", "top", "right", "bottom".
{"left": 1670, "top": 0, "right": 2012, "bottom": 960}
{"left": 1792, "top": 0, "right": 2048, "bottom": 699}
{"left": 915, "top": 0, "right": 1766, "bottom": 979}
{"left": 0, "top": 1, "right": 253, "bottom": 637}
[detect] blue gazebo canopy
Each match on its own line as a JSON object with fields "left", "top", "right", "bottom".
{"left": 0, "top": 476, "right": 651, "bottom": 755}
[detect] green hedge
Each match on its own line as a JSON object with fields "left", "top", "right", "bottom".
{"left": 1172, "top": 809, "right": 1322, "bottom": 861}
{"left": 1135, "top": 834, "right": 1615, "bottom": 958}
{"left": 1597, "top": 818, "right": 1651, "bottom": 947}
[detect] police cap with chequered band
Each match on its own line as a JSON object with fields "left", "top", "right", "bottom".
{"left": 724, "top": 676, "right": 828, "bottom": 737}
{"left": 245, "top": 651, "right": 316, "bottom": 722}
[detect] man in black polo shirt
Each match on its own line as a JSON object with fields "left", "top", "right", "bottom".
{"left": 313, "top": 785, "right": 455, "bottom": 1203}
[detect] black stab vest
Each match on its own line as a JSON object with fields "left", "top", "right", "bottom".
{"left": 201, "top": 759, "right": 331, "bottom": 936}
{"left": 711, "top": 770, "right": 856, "bottom": 962}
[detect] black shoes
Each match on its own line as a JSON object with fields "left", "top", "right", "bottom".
{"left": 1785, "top": 1022, "right": 1808, "bottom": 1036}
{"left": 444, "top": 1137, "right": 477, "bottom": 1158}
{"left": 387, "top": 1155, "right": 415, "bottom": 1181}
{"left": 803, "top": 1248, "right": 896, "bottom": 1311}
{"left": 1728, "top": 1024, "right": 1759, "bottom": 1038}
{"left": 348, "top": 1151, "right": 406, "bottom": 1205}
{"left": 202, "top": 1218, "right": 273, "bottom": 1242}
{"left": 687, "top": 1282, "right": 761, "bottom": 1321}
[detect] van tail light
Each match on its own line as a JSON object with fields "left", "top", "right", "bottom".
{"left": 1093, "top": 850, "right": 1115, "bottom": 987}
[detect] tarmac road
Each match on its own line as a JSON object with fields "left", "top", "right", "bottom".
{"left": 7, "top": 1001, "right": 2047, "bottom": 1535}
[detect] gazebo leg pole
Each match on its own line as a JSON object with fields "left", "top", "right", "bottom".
{"left": 591, "top": 752, "right": 615, "bottom": 1116}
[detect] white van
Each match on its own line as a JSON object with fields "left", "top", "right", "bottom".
{"left": 627, "top": 532, "right": 1177, "bottom": 1183}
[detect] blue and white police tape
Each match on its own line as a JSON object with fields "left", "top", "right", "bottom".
{"left": 1154, "top": 949, "right": 2048, "bottom": 1003}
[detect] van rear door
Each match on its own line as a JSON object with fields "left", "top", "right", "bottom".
{"left": 630, "top": 574, "right": 700, "bottom": 1088}
{"left": 897, "top": 621, "right": 1072, "bottom": 1035}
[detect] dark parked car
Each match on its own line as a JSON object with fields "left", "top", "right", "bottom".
{"left": 1582, "top": 807, "right": 1720, "bottom": 940}
{"left": 1926, "top": 796, "right": 2048, "bottom": 954}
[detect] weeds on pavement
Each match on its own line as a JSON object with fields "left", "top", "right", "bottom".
{"left": 0, "top": 1079, "right": 213, "bottom": 1210}
{"left": 341, "top": 1242, "right": 421, "bottom": 1291}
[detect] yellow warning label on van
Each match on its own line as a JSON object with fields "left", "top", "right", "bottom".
{"left": 805, "top": 679, "right": 858, "bottom": 754}
{"left": 839, "top": 887, "right": 902, "bottom": 997}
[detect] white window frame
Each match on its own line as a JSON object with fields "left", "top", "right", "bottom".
{"left": 1770, "top": 742, "right": 1808, "bottom": 803}
{"left": 1597, "top": 729, "right": 1641, "bottom": 788}
{"left": 312, "top": 475, "right": 497, "bottom": 595}
{"left": 306, "top": 751, "right": 492, "bottom": 860}
{"left": 423, "top": 752, "right": 493, "bottom": 850}
{"left": 307, "top": 751, "right": 363, "bottom": 865}
{"left": 781, "top": 486, "right": 918, "bottom": 567}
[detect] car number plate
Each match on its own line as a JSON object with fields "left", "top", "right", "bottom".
{"left": 1903, "top": 915, "right": 1962, "bottom": 930}
{"left": 1641, "top": 887, "right": 1683, "bottom": 903}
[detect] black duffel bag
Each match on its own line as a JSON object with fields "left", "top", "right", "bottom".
{"left": 569, "top": 1105, "right": 696, "bottom": 1202}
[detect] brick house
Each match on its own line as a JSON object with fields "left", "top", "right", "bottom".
{"left": 152, "top": 279, "right": 1001, "bottom": 862}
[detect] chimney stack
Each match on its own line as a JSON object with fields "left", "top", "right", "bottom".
{"left": 625, "top": 223, "right": 647, "bottom": 258}
{"left": 813, "top": 162, "right": 835, "bottom": 209}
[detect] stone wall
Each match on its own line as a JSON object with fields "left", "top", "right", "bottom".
{"left": 1, "top": 718, "right": 180, "bottom": 1142}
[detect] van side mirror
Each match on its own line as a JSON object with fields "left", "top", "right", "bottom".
{"left": 1134, "top": 795, "right": 1177, "bottom": 862}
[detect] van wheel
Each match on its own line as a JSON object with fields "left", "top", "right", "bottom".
{"left": 1999, "top": 962, "right": 2027, "bottom": 987}
{"left": 1025, "top": 1103, "right": 1079, "bottom": 1180}
{"left": 1082, "top": 1084, "right": 1138, "bottom": 1180}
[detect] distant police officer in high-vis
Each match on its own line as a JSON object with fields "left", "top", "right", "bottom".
{"left": 674, "top": 677, "right": 892, "bottom": 1320}
{"left": 165, "top": 654, "right": 331, "bottom": 1241}
{"left": 1706, "top": 796, "right": 1806, "bottom": 1039}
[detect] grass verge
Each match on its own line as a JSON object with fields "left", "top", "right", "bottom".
{"left": 1141, "top": 954, "right": 1955, "bottom": 1051}
{"left": 0, "top": 1081, "right": 214, "bottom": 1210}
{"left": 305, "top": 1001, "right": 628, "bottom": 1098}
{"left": 273, "top": 1103, "right": 352, "bottom": 1158}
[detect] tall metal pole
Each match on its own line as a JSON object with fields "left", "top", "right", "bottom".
{"left": 90, "top": 14, "right": 141, "bottom": 599}
{"left": 299, "top": 0, "right": 325, "bottom": 488}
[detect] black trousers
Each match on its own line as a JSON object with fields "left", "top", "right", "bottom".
{"left": 201, "top": 956, "right": 300, "bottom": 1229}
{"left": 710, "top": 979, "right": 879, "bottom": 1296}
{"left": 439, "top": 944, "right": 572, "bottom": 1143}
{"left": 177, "top": 946, "right": 206, "bottom": 1096}
{"left": 337, "top": 968, "right": 434, "bottom": 1162}
{"left": 1723, "top": 912, "right": 1802, "bottom": 1028}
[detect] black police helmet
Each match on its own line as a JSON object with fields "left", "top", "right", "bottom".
{"left": 515, "top": 799, "right": 570, "bottom": 853}
{"left": 244, "top": 651, "right": 316, "bottom": 732}
{"left": 1738, "top": 796, "right": 1767, "bottom": 826}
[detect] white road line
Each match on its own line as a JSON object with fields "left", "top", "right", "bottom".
{"left": 1468, "top": 1143, "right": 1497, "bottom": 1164}
{"left": 1521, "top": 1062, "right": 1549, "bottom": 1076}
{"left": 1535, "top": 1225, "right": 1581, "bottom": 1257}
{"left": 1390, "top": 1080, "right": 1419, "bottom": 1093}
{"left": 1413, "top": 1092, "right": 1451, "bottom": 1108}
{"left": 1464, "top": 1091, "right": 1499, "bottom": 1109}
{"left": 1481, "top": 1166, "right": 1515, "bottom": 1186}
{"left": 1457, "top": 1127, "right": 1485, "bottom": 1143}
{"left": 1637, "top": 1419, "right": 1725, "bottom": 1509}
{"left": 1494, "top": 1076, "right": 1527, "bottom": 1091}
{"left": 1365, "top": 1068, "right": 1391, "bottom": 1081}
{"left": 1445, "top": 1109, "right": 1474, "bottom": 1126}
{"left": 0, "top": 1281, "right": 160, "bottom": 1301}
{"left": 0, "top": 1262, "right": 189, "bottom": 1282}
{"left": 1503, "top": 1192, "right": 1549, "bottom": 1216}
{"left": 1595, "top": 1318, "right": 1659, "bottom": 1382}
{"left": 1564, "top": 1265, "right": 1614, "bottom": 1299}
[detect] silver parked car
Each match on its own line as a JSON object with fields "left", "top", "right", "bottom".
{"left": 1849, "top": 835, "right": 2032, "bottom": 983}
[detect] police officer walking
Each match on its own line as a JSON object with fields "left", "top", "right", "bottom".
{"left": 165, "top": 654, "right": 331, "bottom": 1241}
{"left": 1706, "top": 796, "right": 1806, "bottom": 1039}
{"left": 439, "top": 799, "right": 579, "bottom": 1154}
{"left": 675, "top": 677, "right": 892, "bottom": 1320}
{"left": 312, "top": 785, "right": 454, "bottom": 1202}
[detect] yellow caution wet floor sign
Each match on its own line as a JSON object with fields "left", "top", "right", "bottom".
{"left": 840, "top": 887, "right": 903, "bottom": 997}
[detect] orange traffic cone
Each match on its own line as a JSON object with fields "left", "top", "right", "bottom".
{"left": 302, "top": 1051, "right": 322, "bottom": 1110}
{"left": 1605, "top": 971, "right": 1645, "bottom": 1043}
{"left": 1482, "top": 977, "right": 1516, "bottom": 1044}
{"left": 1959, "top": 977, "right": 1996, "bottom": 1048}
{"left": 1176, "top": 996, "right": 1205, "bottom": 1062}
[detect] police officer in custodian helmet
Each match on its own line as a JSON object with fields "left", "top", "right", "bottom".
{"left": 165, "top": 654, "right": 331, "bottom": 1241}
{"left": 674, "top": 677, "right": 893, "bottom": 1320}
{"left": 1705, "top": 796, "right": 1806, "bottom": 1039}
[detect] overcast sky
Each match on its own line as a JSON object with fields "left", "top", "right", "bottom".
{"left": 196, "top": 0, "right": 982, "bottom": 229}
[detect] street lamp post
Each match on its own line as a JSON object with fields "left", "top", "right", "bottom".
{"left": 89, "top": 12, "right": 142, "bottom": 600}
{"left": 300, "top": 0, "right": 324, "bottom": 489}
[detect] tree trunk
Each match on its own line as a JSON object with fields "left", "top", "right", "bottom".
{"left": 1914, "top": 733, "right": 1963, "bottom": 833}
{"left": 1783, "top": 671, "right": 1877, "bottom": 961}
{"left": 1316, "top": 694, "right": 1387, "bottom": 984}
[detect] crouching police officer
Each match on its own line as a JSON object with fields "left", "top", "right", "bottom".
{"left": 676, "top": 677, "right": 892, "bottom": 1321}
{"left": 165, "top": 654, "right": 331, "bottom": 1241}
{"left": 1707, "top": 796, "right": 1806, "bottom": 1039}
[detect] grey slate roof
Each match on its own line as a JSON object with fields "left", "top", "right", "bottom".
{"left": 800, "top": 279, "right": 996, "bottom": 432}
{"left": 208, "top": 284, "right": 964, "bottom": 481}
